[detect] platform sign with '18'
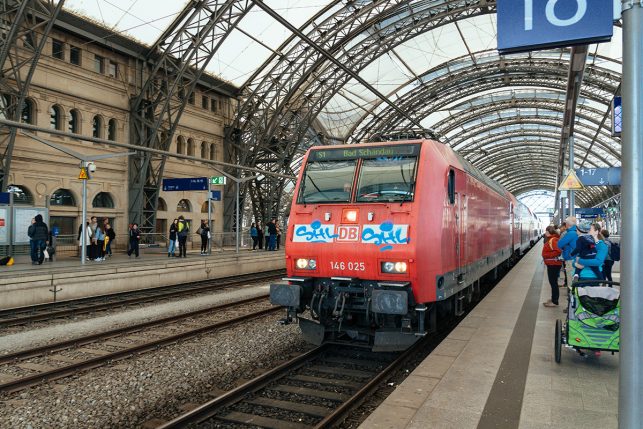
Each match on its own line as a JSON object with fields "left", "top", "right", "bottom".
{"left": 497, "top": 0, "right": 614, "bottom": 54}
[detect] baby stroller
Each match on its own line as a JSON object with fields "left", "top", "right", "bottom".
{"left": 554, "top": 279, "right": 620, "bottom": 363}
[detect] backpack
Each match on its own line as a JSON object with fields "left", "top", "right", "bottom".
{"left": 609, "top": 241, "right": 621, "bottom": 261}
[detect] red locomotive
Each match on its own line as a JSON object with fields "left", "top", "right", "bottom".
{"left": 270, "top": 139, "right": 541, "bottom": 351}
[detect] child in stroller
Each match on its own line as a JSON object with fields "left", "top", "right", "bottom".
{"left": 570, "top": 234, "right": 603, "bottom": 280}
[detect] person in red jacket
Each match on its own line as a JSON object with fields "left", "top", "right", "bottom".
{"left": 542, "top": 225, "right": 563, "bottom": 307}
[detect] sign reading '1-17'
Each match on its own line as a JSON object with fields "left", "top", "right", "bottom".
{"left": 497, "top": 0, "right": 614, "bottom": 54}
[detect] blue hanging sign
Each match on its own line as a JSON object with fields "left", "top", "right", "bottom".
{"left": 0, "top": 192, "right": 9, "bottom": 204}
{"left": 612, "top": 96, "right": 622, "bottom": 137}
{"left": 575, "top": 167, "right": 621, "bottom": 186}
{"left": 497, "top": 0, "right": 614, "bottom": 54}
{"left": 210, "top": 190, "right": 222, "bottom": 201}
{"left": 576, "top": 207, "right": 605, "bottom": 219}
{"left": 162, "top": 177, "right": 208, "bottom": 192}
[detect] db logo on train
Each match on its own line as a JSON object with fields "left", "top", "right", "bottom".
{"left": 336, "top": 226, "right": 360, "bottom": 242}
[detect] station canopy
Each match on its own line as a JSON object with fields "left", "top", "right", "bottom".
{"left": 67, "top": 0, "right": 623, "bottom": 207}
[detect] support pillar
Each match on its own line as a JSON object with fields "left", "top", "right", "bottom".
{"left": 619, "top": 2, "right": 643, "bottom": 427}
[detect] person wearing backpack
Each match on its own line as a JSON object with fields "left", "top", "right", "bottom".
{"left": 542, "top": 225, "right": 563, "bottom": 308}
{"left": 601, "top": 229, "right": 617, "bottom": 282}
{"left": 177, "top": 215, "right": 189, "bottom": 258}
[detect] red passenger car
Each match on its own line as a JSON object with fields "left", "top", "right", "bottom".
{"left": 270, "top": 140, "right": 540, "bottom": 351}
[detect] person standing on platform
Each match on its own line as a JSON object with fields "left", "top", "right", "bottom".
{"left": 557, "top": 216, "right": 579, "bottom": 285}
{"left": 177, "top": 215, "right": 189, "bottom": 258}
{"left": 257, "top": 221, "right": 264, "bottom": 250}
{"left": 542, "top": 226, "right": 563, "bottom": 308}
{"left": 574, "top": 223, "right": 608, "bottom": 282}
{"left": 199, "top": 220, "right": 210, "bottom": 255}
{"left": 88, "top": 216, "right": 99, "bottom": 261}
{"left": 276, "top": 224, "right": 281, "bottom": 250}
{"left": 28, "top": 218, "right": 36, "bottom": 265}
{"left": 601, "top": 229, "right": 616, "bottom": 282}
{"left": 94, "top": 221, "right": 106, "bottom": 261}
{"left": 267, "top": 218, "right": 277, "bottom": 251}
{"left": 127, "top": 223, "right": 141, "bottom": 258}
{"left": 168, "top": 218, "right": 178, "bottom": 257}
{"left": 250, "top": 223, "right": 258, "bottom": 250}
{"left": 28, "top": 215, "right": 49, "bottom": 265}
{"left": 105, "top": 223, "right": 115, "bottom": 258}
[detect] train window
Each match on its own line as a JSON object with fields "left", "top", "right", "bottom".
{"left": 297, "top": 160, "right": 357, "bottom": 203}
{"left": 356, "top": 157, "right": 417, "bottom": 203}
{"left": 448, "top": 169, "right": 455, "bottom": 204}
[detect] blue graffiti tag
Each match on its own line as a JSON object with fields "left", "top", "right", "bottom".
{"left": 361, "top": 221, "right": 409, "bottom": 251}
{"left": 294, "top": 220, "right": 338, "bottom": 243}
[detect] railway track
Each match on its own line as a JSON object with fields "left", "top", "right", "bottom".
{"left": 157, "top": 338, "right": 432, "bottom": 429}
{"left": 0, "top": 270, "right": 284, "bottom": 328}
{"left": 155, "top": 247, "right": 541, "bottom": 428}
{"left": 0, "top": 295, "right": 279, "bottom": 395}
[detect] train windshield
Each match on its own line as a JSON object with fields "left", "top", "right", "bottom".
{"left": 356, "top": 156, "right": 418, "bottom": 202}
{"left": 298, "top": 160, "right": 357, "bottom": 203}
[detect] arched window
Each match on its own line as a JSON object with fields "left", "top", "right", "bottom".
{"left": 50, "top": 188, "right": 76, "bottom": 206}
{"left": 176, "top": 136, "right": 185, "bottom": 155}
{"left": 108, "top": 118, "right": 117, "bottom": 141}
{"left": 201, "top": 141, "right": 208, "bottom": 159}
{"left": 7, "top": 185, "right": 34, "bottom": 205}
{"left": 92, "top": 192, "right": 115, "bottom": 208}
{"left": 176, "top": 199, "right": 191, "bottom": 212}
{"left": 68, "top": 109, "right": 80, "bottom": 134}
{"left": 92, "top": 115, "right": 103, "bottom": 138}
{"left": 187, "top": 138, "right": 195, "bottom": 157}
{"left": 21, "top": 98, "right": 34, "bottom": 124}
{"left": 157, "top": 197, "right": 167, "bottom": 211}
{"left": 210, "top": 143, "right": 216, "bottom": 160}
{"left": 49, "top": 104, "right": 62, "bottom": 130}
{"left": 1, "top": 94, "right": 12, "bottom": 120}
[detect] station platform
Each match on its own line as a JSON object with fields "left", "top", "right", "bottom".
{"left": 360, "top": 247, "right": 619, "bottom": 429}
{"left": 0, "top": 249, "right": 285, "bottom": 310}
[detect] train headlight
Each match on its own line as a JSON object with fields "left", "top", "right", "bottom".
{"left": 381, "top": 261, "right": 408, "bottom": 274}
{"left": 395, "top": 262, "right": 408, "bottom": 273}
{"left": 295, "top": 258, "right": 317, "bottom": 270}
{"left": 342, "top": 208, "right": 359, "bottom": 224}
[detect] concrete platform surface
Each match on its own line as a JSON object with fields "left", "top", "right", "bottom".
{"left": 360, "top": 247, "right": 619, "bottom": 429}
{"left": 0, "top": 249, "right": 284, "bottom": 310}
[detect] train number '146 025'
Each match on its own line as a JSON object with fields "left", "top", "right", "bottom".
{"left": 330, "top": 261, "right": 366, "bottom": 271}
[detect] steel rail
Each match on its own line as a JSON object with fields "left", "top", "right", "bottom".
{"left": 0, "top": 294, "right": 269, "bottom": 365}
{"left": 0, "top": 304, "right": 279, "bottom": 394}
{"left": 0, "top": 270, "right": 284, "bottom": 328}
{"left": 156, "top": 345, "right": 332, "bottom": 428}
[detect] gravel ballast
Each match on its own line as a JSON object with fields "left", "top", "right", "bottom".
{"left": 0, "top": 314, "right": 311, "bottom": 428}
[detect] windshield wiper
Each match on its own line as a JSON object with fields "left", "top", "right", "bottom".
{"left": 400, "top": 181, "right": 415, "bottom": 206}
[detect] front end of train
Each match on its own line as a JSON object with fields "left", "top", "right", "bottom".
{"left": 270, "top": 142, "right": 428, "bottom": 351}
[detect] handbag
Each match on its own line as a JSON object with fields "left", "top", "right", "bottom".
{"left": 43, "top": 249, "right": 50, "bottom": 260}
{"left": 207, "top": 231, "right": 211, "bottom": 239}
{"left": 174, "top": 239, "right": 179, "bottom": 248}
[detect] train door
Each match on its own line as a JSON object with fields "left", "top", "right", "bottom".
{"left": 449, "top": 169, "right": 466, "bottom": 280}
{"left": 509, "top": 202, "right": 515, "bottom": 251}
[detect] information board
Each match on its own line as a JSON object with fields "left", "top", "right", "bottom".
{"left": 13, "top": 207, "right": 49, "bottom": 245}
{"left": 0, "top": 207, "right": 8, "bottom": 245}
{"left": 309, "top": 144, "right": 420, "bottom": 162}
{"left": 575, "top": 167, "right": 621, "bottom": 186}
{"left": 210, "top": 190, "right": 222, "bottom": 201}
{"left": 497, "top": 0, "right": 614, "bottom": 54}
{"left": 162, "top": 177, "right": 208, "bottom": 192}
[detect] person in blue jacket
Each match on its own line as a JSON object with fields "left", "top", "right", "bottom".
{"left": 557, "top": 216, "right": 579, "bottom": 260}
{"left": 574, "top": 222, "right": 608, "bottom": 280}
{"left": 557, "top": 216, "right": 580, "bottom": 284}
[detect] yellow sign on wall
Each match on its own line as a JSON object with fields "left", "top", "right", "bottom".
{"left": 559, "top": 170, "right": 584, "bottom": 191}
